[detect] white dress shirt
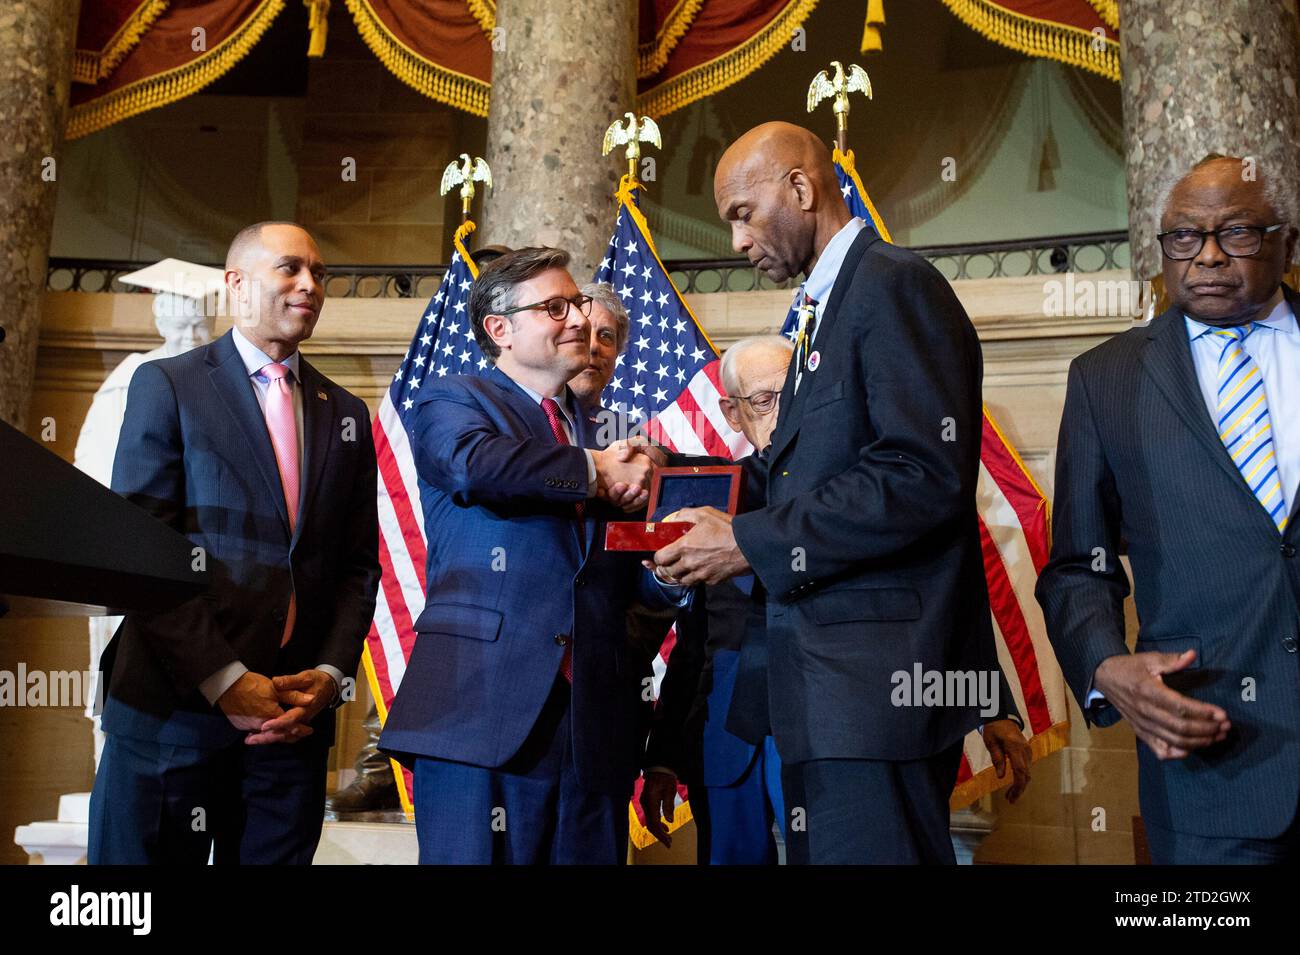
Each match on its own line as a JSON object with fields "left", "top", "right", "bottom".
{"left": 1184, "top": 296, "right": 1299, "bottom": 516}
{"left": 795, "top": 215, "right": 868, "bottom": 348}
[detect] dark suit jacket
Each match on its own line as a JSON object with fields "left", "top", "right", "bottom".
{"left": 730, "top": 229, "right": 1002, "bottom": 764}
{"left": 378, "top": 369, "right": 674, "bottom": 796}
{"left": 1036, "top": 289, "right": 1300, "bottom": 840}
{"left": 102, "top": 330, "right": 380, "bottom": 748}
{"left": 643, "top": 577, "right": 761, "bottom": 787}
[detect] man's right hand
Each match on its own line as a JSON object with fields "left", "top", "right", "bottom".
{"left": 592, "top": 443, "right": 656, "bottom": 512}
{"left": 217, "top": 671, "right": 287, "bottom": 737}
{"left": 1092, "top": 650, "right": 1230, "bottom": 760}
{"left": 639, "top": 770, "right": 679, "bottom": 848}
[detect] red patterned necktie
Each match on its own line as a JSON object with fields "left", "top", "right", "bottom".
{"left": 540, "top": 396, "right": 582, "bottom": 682}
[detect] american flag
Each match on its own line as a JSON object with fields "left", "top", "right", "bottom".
{"left": 596, "top": 176, "right": 748, "bottom": 849}
{"left": 594, "top": 178, "right": 749, "bottom": 461}
{"left": 778, "top": 148, "right": 1069, "bottom": 807}
{"left": 362, "top": 221, "right": 483, "bottom": 816}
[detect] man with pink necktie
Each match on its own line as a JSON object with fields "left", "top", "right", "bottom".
{"left": 89, "top": 222, "right": 380, "bottom": 864}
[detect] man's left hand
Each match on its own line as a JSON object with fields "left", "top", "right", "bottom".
{"left": 982, "top": 719, "right": 1031, "bottom": 804}
{"left": 648, "top": 507, "right": 750, "bottom": 587}
{"left": 247, "top": 670, "right": 337, "bottom": 745}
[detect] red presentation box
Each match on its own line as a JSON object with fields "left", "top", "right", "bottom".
{"left": 604, "top": 464, "right": 742, "bottom": 552}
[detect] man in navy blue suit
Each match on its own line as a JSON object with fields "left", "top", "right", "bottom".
{"left": 89, "top": 222, "right": 381, "bottom": 864}
{"left": 379, "top": 247, "right": 684, "bottom": 864}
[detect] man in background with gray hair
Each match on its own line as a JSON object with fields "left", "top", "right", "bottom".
{"left": 1038, "top": 154, "right": 1300, "bottom": 863}
{"left": 569, "top": 281, "right": 630, "bottom": 411}
{"left": 642, "top": 335, "right": 793, "bottom": 863}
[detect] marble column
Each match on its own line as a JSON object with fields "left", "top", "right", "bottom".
{"left": 483, "top": 0, "right": 637, "bottom": 278}
{"left": 0, "top": 0, "right": 79, "bottom": 429}
{"left": 1120, "top": 0, "right": 1300, "bottom": 281}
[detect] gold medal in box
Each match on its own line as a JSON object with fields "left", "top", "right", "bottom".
{"left": 605, "top": 465, "right": 743, "bottom": 551}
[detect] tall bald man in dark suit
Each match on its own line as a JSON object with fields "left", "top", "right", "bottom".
{"left": 1037, "top": 155, "right": 1300, "bottom": 863}
{"left": 90, "top": 222, "right": 380, "bottom": 864}
{"left": 652, "top": 123, "right": 1023, "bottom": 864}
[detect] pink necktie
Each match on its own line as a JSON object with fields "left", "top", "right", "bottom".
{"left": 261, "top": 362, "right": 299, "bottom": 647}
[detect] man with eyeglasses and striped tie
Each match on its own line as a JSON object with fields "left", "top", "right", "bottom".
{"left": 1038, "top": 154, "right": 1300, "bottom": 863}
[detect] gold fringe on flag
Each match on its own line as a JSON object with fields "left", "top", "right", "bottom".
{"left": 73, "top": 0, "right": 171, "bottom": 84}
{"left": 344, "top": 0, "right": 491, "bottom": 117}
{"left": 834, "top": 146, "right": 893, "bottom": 244}
{"left": 67, "top": 0, "right": 286, "bottom": 140}
{"left": 861, "top": 0, "right": 885, "bottom": 54}
{"left": 637, "top": 0, "right": 821, "bottom": 118}
{"left": 638, "top": 0, "right": 705, "bottom": 79}
{"left": 949, "top": 721, "right": 1070, "bottom": 810}
{"left": 938, "top": 0, "right": 1120, "bottom": 83}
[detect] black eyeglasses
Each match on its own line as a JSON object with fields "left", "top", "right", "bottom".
{"left": 731, "top": 390, "right": 780, "bottom": 415}
{"left": 1157, "top": 223, "right": 1287, "bottom": 260}
{"left": 497, "top": 294, "right": 593, "bottom": 321}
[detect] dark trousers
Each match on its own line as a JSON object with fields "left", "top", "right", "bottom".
{"left": 412, "top": 678, "right": 629, "bottom": 864}
{"left": 781, "top": 740, "right": 964, "bottom": 865}
{"left": 1145, "top": 802, "right": 1300, "bottom": 864}
{"left": 693, "top": 736, "right": 785, "bottom": 865}
{"left": 89, "top": 731, "right": 329, "bottom": 864}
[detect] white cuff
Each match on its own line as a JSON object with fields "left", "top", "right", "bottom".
{"left": 199, "top": 661, "right": 248, "bottom": 706}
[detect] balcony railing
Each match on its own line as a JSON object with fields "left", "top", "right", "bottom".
{"left": 46, "top": 231, "right": 1130, "bottom": 299}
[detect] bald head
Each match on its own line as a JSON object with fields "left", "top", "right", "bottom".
{"left": 223, "top": 221, "right": 326, "bottom": 361}
{"left": 714, "top": 122, "right": 850, "bottom": 284}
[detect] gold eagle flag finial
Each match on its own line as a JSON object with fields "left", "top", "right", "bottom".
{"left": 440, "top": 153, "right": 493, "bottom": 222}
{"left": 807, "top": 61, "right": 873, "bottom": 154}
{"left": 602, "top": 112, "right": 662, "bottom": 183}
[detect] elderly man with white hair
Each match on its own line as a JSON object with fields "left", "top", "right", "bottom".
{"left": 640, "top": 335, "right": 794, "bottom": 864}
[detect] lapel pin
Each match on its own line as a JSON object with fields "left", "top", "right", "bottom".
{"left": 316, "top": 390, "right": 328, "bottom": 401}
{"left": 807, "top": 350, "right": 821, "bottom": 372}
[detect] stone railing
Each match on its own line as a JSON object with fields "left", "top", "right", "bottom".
{"left": 46, "top": 231, "right": 1131, "bottom": 299}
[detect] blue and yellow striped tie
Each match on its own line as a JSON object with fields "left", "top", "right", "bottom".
{"left": 1212, "top": 324, "right": 1289, "bottom": 532}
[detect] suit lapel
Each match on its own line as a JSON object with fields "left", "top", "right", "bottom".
{"left": 767, "top": 229, "right": 876, "bottom": 465}
{"left": 294, "top": 357, "right": 334, "bottom": 546}
{"left": 489, "top": 367, "right": 585, "bottom": 555}
{"left": 207, "top": 331, "right": 292, "bottom": 535}
{"left": 1140, "top": 306, "right": 1281, "bottom": 518}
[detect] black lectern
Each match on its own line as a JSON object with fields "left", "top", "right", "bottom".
{"left": 0, "top": 419, "right": 208, "bottom": 617}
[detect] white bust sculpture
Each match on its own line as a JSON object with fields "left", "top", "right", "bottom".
{"left": 75, "top": 292, "right": 217, "bottom": 767}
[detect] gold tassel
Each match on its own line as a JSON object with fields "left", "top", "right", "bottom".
{"left": 861, "top": 0, "right": 885, "bottom": 54}
{"left": 305, "top": 0, "right": 330, "bottom": 58}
